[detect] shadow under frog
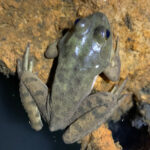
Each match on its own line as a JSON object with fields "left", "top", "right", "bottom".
{"left": 17, "top": 12, "right": 127, "bottom": 144}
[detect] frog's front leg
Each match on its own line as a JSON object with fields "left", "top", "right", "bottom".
{"left": 103, "top": 37, "right": 121, "bottom": 81}
{"left": 44, "top": 40, "right": 59, "bottom": 59}
{"left": 63, "top": 78, "right": 128, "bottom": 144}
{"left": 17, "top": 44, "right": 50, "bottom": 131}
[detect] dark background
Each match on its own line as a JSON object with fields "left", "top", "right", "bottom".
{"left": 0, "top": 73, "right": 80, "bottom": 150}
{"left": 0, "top": 72, "right": 150, "bottom": 150}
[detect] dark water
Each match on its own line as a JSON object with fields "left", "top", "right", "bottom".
{"left": 0, "top": 73, "right": 80, "bottom": 150}
{"left": 109, "top": 106, "right": 150, "bottom": 150}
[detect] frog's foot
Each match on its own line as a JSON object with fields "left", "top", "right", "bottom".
{"left": 17, "top": 43, "right": 33, "bottom": 78}
{"left": 63, "top": 78, "right": 128, "bottom": 144}
{"left": 17, "top": 44, "right": 50, "bottom": 131}
{"left": 103, "top": 37, "right": 121, "bottom": 81}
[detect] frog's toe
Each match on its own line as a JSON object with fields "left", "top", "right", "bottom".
{"left": 17, "top": 43, "right": 34, "bottom": 78}
{"left": 22, "top": 43, "right": 30, "bottom": 71}
{"left": 112, "top": 77, "right": 128, "bottom": 99}
{"left": 17, "top": 59, "right": 22, "bottom": 78}
{"left": 28, "top": 58, "right": 33, "bottom": 72}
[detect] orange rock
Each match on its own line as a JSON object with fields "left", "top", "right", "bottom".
{"left": 81, "top": 124, "right": 122, "bottom": 150}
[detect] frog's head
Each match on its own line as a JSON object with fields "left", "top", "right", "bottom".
{"left": 58, "top": 12, "right": 112, "bottom": 76}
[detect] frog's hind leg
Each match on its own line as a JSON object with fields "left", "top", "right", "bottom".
{"left": 63, "top": 78, "right": 128, "bottom": 144}
{"left": 103, "top": 37, "right": 121, "bottom": 81}
{"left": 17, "top": 44, "right": 50, "bottom": 131}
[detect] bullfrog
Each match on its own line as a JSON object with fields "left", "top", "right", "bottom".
{"left": 17, "top": 12, "right": 127, "bottom": 144}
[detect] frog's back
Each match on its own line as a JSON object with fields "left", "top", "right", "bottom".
{"left": 49, "top": 12, "right": 112, "bottom": 131}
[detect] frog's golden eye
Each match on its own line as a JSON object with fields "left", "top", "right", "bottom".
{"left": 75, "top": 18, "right": 90, "bottom": 35}
{"left": 94, "top": 26, "right": 110, "bottom": 43}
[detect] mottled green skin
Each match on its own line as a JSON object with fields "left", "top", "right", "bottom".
{"left": 50, "top": 12, "right": 112, "bottom": 130}
{"left": 18, "top": 12, "right": 126, "bottom": 144}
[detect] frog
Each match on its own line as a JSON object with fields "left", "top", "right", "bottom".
{"left": 17, "top": 12, "right": 127, "bottom": 144}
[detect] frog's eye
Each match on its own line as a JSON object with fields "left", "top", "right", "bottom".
{"left": 74, "top": 18, "right": 80, "bottom": 25}
{"left": 94, "top": 26, "right": 110, "bottom": 43}
{"left": 75, "top": 18, "right": 90, "bottom": 35}
{"left": 106, "top": 29, "right": 110, "bottom": 39}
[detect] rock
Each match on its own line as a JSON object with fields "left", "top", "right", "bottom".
{"left": 80, "top": 124, "right": 122, "bottom": 150}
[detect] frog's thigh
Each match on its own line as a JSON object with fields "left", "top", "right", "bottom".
{"left": 63, "top": 94, "right": 125, "bottom": 144}
{"left": 45, "top": 40, "right": 59, "bottom": 59}
{"left": 20, "top": 71, "right": 50, "bottom": 125}
{"left": 63, "top": 79, "right": 127, "bottom": 144}
{"left": 68, "top": 92, "right": 112, "bottom": 125}
{"left": 103, "top": 38, "right": 120, "bottom": 81}
{"left": 62, "top": 93, "right": 111, "bottom": 144}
